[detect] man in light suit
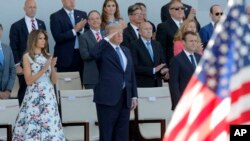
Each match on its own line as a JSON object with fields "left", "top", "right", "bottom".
{"left": 199, "top": 4, "right": 223, "bottom": 48}
{"left": 131, "top": 22, "right": 169, "bottom": 87}
{"left": 9, "top": 0, "right": 46, "bottom": 105}
{"left": 50, "top": 0, "right": 88, "bottom": 84}
{"left": 0, "top": 24, "right": 16, "bottom": 99}
{"left": 79, "top": 10, "right": 103, "bottom": 89}
{"left": 169, "top": 31, "right": 201, "bottom": 110}
{"left": 90, "top": 23, "right": 138, "bottom": 141}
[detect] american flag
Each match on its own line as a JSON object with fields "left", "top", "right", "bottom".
{"left": 164, "top": 0, "right": 250, "bottom": 140}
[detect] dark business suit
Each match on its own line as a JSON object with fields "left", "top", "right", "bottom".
{"left": 0, "top": 43, "right": 16, "bottom": 93}
{"left": 121, "top": 23, "right": 138, "bottom": 49}
{"left": 199, "top": 23, "right": 214, "bottom": 48}
{"left": 9, "top": 18, "right": 46, "bottom": 105}
{"left": 160, "top": 2, "right": 201, "bottom": 31}
{"left": 169, "top": 51, "right": 201, "bottom": 110}
{"left": 156, "top": 18, "right": 179, "bottom": 66}
{"left": 50, "top": 8, "right": 88, "bottom": 83}
{"left": 131, "top": 38, "right": 166, "bottom": 87}
{"left": 90, "top": 39, "right": 137, "bottom": 141}
{"left": 79, "top": 30, "right": 103, "bottom": 89}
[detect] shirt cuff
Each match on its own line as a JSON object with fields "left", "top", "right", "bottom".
{"left": 72, "top": 29, "right": 76, "bottom": 36}
{"left": 132, "top": 97, "right": 138, "bottom": 100}
{"left": 153, "top": 68, "right": 155, "bottom": 74}
{"left": 15, "top": 63, "right": 20, "bottom": 66}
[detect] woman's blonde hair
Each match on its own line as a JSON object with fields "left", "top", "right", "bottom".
{"left": 26, "top": 29, "right": 50, "bottom": 61}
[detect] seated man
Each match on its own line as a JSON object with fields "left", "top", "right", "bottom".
{"left": 0, "top": 23, "right": 16, "bottom": 99}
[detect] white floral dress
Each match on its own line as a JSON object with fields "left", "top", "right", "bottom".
{"left": 12, "top": 54, "right": 65, "bottom": 141}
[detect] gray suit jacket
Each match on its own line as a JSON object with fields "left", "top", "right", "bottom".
{"left": 1, "top": 43, "right": 16, "bottom": 91}
{"left": 79, "top": 30, "right": 103, "bottom": 85}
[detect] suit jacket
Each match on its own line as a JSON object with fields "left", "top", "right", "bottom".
{"left": 160, "top": 2, "right": 201, "bottom": 31}
{"left": 9, "top": 18, "right": 46, "bottom": 64}
{"left": 0, "top": 43, "right": 16, "bottom": 91}
{"left": 90, "top": 39, "right": 137, "bottom": 107}
{"left": 156, "top": 19, "right": 179, "bottom": 65}
{"left": 169, "top": 51, "right": 201, "bottom": 110}
{"left": 121, "top": 23, "right": 138, "bottom": 48}
{"left": 50, "top": 8, "right": 88, "bottom": 67}
{"left": 199, "top": 23, "right": 213, "bottom": 48}
{"left": 131, "top": 38, "right": 166, "bottom": 87}
{"left": 79, "top": 30, "right": 104, "bottom": 85}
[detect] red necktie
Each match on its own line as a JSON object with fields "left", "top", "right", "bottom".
{"left": 96, "top": 32, "right": 101, "bottom": 42}
{"left": 31, "top": 19, "right": 36, "bottom": 30}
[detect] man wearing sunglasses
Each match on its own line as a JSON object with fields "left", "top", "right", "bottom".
{"left": 161, "top": 0, "right": 201, "bottom": 31}
{"left": 199, "top": 4, "right": 223, "bottom": 48}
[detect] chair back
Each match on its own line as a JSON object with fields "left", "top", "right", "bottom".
{"left": 56, "top": 72, "right": 82, "bottom": 90}
{"left": 60, "top": 89, "right": 99, "bottom": 141}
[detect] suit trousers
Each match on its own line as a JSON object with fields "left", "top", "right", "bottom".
{"left": 17, "top": 74, "right": 27, "bottom": 106}
{"left": 96, "top": 89, "right": 130, "bottom": 141}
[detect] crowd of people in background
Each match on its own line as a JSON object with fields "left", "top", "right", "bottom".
{"left": 1, "top": 0, "right": 250, "bottom": 140}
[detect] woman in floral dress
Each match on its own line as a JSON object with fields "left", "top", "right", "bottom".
{"left": 12, "top": 30, "right": 65, "bottom": 141}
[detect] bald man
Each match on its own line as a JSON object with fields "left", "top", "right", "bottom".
{"left": 9, "top": 0, "right": 46, "bottom": 105}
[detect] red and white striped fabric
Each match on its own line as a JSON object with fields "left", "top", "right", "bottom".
{"left": 164, "top": 0, "right": 250, "bottom": 140}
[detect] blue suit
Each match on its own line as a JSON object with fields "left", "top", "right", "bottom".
{"left": 9, "top": 18, "right": 46, "bottom": 105}
{"left": 90, "top": 39, "right": 137, "bottom": 141}
{"left": 199, "top": 23, "right": 214, "bottom": 48}
{"left": 50, "top": 8, "right": 88, "bottom": 83}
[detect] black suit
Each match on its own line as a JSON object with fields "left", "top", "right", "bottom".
{"left": 9, "top": 18, "right": 46, "bottom": 105}
{"left": 156, "top": 19, "right": 178, "bottom": 65}
{"left": 169, "top": 51, "right": 201, "bottom": 110}
{"left": 90, "top": 39, "right": 137, "bottom": 141}
{"left": 131, "top": 38, "right": 166, "bottom": 87}
{"left": 50, "top": 8, "right": 88, "bottom": 83}
{"left": 160, "top": 2, "right": 201, "bottom": 31}
{"left": 121, "top": 23, "right": 138, "bottom": 48}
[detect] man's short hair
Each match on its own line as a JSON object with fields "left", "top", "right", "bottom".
{"left": 105, "top": 23, "right": 122, "bottom": 35}
{"left": 210, "top": 4, "right": 220, "bottom": 14}
{"left": 128, "top": 4, "right": 141, "bottom": 15}
{"left": 182, "top": 31, "right": 197, "bottom": 41}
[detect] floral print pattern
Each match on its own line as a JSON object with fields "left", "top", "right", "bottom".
{"left": 12, "top": 54, "right": 65, "bottom": 141}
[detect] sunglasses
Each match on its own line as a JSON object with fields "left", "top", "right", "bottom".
{"left": 170, "top": 7, "right": 185, "bottom": 11}
{"left": 215, "top": 12, "right": 223, "bottom": 16}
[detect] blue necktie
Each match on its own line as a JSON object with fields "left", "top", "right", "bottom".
{"left": 190, "top": 54, "right": 196, "bottom": 68}
{"left": 0, "top": 45, "right": 4, "bottom": 65}
{"left": 115, "top": 47, "right": 124, "bottom": 71}
{"left": 146, "top": 41, "right": 154, "bottom": 61}
{"left": 69, "top": 12, "right": 79, "bottom": 49}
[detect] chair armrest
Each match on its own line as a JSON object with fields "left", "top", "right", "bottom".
{"left": 0, "top": 124, "right": 12, "bottom": 141}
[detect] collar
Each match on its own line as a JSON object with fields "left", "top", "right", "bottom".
{"left": 109, "top": 41, "right": 120, "bottom": 50}
{"left": 25, "top": 15, "right": 36, "bottom": 22}
{"left": 183, "top": 49, "right": 194, "bottom": 57}
{"left": 211, "top": 21, "right": 216, "bottom": 27}
{"left": 64, "top": 8, "right": 74, "bottom": 15}
{"left": 172, "top": 18, "right": 183, "bottom": 27}
{"left": 130, "top": 23, "right": 139, "bottom": 31}
{"left": 141, "top": 37, "right": 151, "bottom": 44}
{"left": 90, "top": 28, "right": 101, "bottom": 35}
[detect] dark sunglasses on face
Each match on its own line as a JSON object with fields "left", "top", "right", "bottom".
{"left": 170, "top": 7, "right": 185, "bottom": 11}
{"left": 215, "top": 12, "right": 223, "bottom": 16}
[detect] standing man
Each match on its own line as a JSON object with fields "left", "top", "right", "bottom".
{"left": 0, "top": 24, "right": 16, "bottom": 99}
{"left": 50, "top": 0, "right": 88, "bottom": 84}
{"left": 169, "top": 31, "right": 201, "bottom": 110}
{"left": 90, "top": 23, "right": 138, "bottom": 141}
{"left": 9, "top": 0, "right": 46, "bottom": 105}
{"left": 247, "top": 5, "right": 250, "bottom": 28}
{"left": 156, "top": 0, "right": 184, "bottom": 65}
{"left": 121, "top": 4, "right": 144, "bottom": 48}
{"left": 199, "top": 4, "right": 223, "bottom": 48}
{"left": 79, "top": 10, "right": 103, "bottom": 89}
{"left": 131, "top": 22, "right": 168, "bottom": 87}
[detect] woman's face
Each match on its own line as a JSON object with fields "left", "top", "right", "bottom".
{"left": 36, "top": 33, "right": 46, "bottom": 48}
{"left": 104, "top": 1, "right": 116, "bottom": 15}
{"left": 186, "top": 22, "right": 197, "bottom": 32}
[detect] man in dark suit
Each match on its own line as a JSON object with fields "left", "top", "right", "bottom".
{"left": 90, "top": 23, "right": 138, "bottom": 141}
{"left": 156, "top": 0, "right": 184, "bottom": 65}
{"left": 0, "top": 24, "right": 16, "bottom": 99}
{"left": 160, "top": 0, "right": 200, "bottom": 30}
{"left": 131, "top": 22, "right": 169, "bottom": 87}
{"left": 199, "top": 4, "right": 223, "bottom": 48}
{"left": 50, "top": 0, "right": 88, "bottom": 84}
{"left": 9, "top": 0, "right": 46, "bottom": 105}
{"left": 121, "top": 4, "right": 144, "bottom": 48}
{"left": 169, "top": 31, "right": 201, "bottom": 110}
{"left": 79, "top": 10, "right": 103, "bottom": 89}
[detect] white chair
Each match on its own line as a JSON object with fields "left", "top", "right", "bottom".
{"left": 59, "top": 89, "right": 99, "bottom": 141}
{"left": 136, "top": 87, "right": 172, "bottom": 140}
{"left": 0, "top": 99, "right": 19, "bottom": 141}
